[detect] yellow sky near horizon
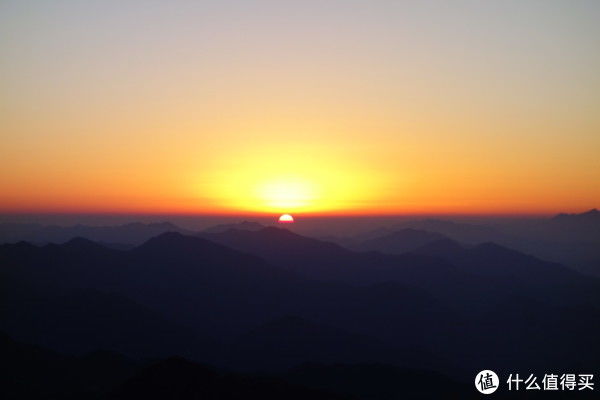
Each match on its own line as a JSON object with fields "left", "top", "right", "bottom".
{"left": 1, "top": 1, "right": 599, "bottom": 215}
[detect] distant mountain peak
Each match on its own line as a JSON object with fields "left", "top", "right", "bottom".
{"left": 355, "top": 228, "right": 449, "bottom": 254}
{"left": 240, "top": 220, "right": 265, "bottom": 226}
{"left": 134, "top": 231, "right": 207, "bottom": 253}
{"left": 134, "top": 231, "right": 269, "bottom": 265}
{"left": 260, "top": 226, "right": 296, "bottom": 235}
{"left": 473, "top": 241, "right": 511, "bottom": 253}
{"left": 65, "top": 236, "right": 97, "bottom": 245}
{"left": 63, "top": 237, "right": 107, "bottom": 251}
{"left": 137, "top": 231, "right": 193, "bottom": 247}
{"left": 1, "top": 241, "right": 38, "bottom": 250}
{"left": 202, "top": 220, "right": 265, "bottom": 234}
{"left": 411, "top": 238, "right": 464, "bottom": 256}
{"left": 147, "top": 221, "right": 181, "bottom": 229}
{"left": 553, "top": 208, "right": 599, "bottom": 220}
{"left": 150, "top": 231, "right": 185, "bottom": 240}
{"left": 383, "top": 228, "right": 446, "bottom": 239}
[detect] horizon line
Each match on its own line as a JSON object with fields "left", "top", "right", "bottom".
{"left": 0, "top": 209, "right": 595, "bottom": 219}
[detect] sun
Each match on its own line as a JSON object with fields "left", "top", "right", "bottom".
{"left": 278, "top": 214, "right": 294, "bottom": 223}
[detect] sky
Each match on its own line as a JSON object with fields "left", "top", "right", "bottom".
{"left": 1, "top": 0, "right": 599, "bottom": 215}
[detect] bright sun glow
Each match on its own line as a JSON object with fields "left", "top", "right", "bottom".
{"left": 256, "top": 180, "right": 315, "bottom": 210}
{"left": 195, "top": 145, "right": 387, "bottom": 214}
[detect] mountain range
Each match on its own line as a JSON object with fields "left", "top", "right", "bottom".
{"left": 3, "top": 331, "right": 492, "bottom": 400}
{"left": 2, "top": 226, "right": 599, "bottom": 384}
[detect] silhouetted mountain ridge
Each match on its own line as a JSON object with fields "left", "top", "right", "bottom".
{"left": 353, "top": 228, "right": 450, "bottom": 254}
{"left": 2, "top": 229, "right": 600, "bottom": 385}
{"left": 552, "top": 208, "right": 599, "bottom": 221}
{"left": 0, "top": 221, "right": 192, "bottom": 246}
{"left": 203, "top": 220, "right": 266, "bottom": 233}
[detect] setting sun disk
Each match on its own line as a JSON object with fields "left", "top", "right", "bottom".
{"left": 278, "top": 214, "right": 294, "bottom": 223}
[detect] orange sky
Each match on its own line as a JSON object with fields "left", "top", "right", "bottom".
{"left": 1, "top": 1, "right": 599, "bottom": 215}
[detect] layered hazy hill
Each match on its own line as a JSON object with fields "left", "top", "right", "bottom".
{"left": 3, "top": 209, "right": 598, "bottom": 276}
{"left": 1, "top": 212, "right": 599, "bottom": 398}
{"left": 2, "top": 226, "right": 599, "bottom": 384}
{"left": 202, "top": 220, "right": 267, "bottom": 233}
{"left": 351, "top": 228, "right": 449, "bottom": 254}
{"left": 0, "top": 221, "right": 192, "bottom": 247}
{"left": 323, "top": 209, "right": 600, "bottom": 276}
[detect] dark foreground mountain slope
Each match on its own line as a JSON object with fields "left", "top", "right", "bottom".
{"left": 0, "top": 234, "right": 452, "bottom": 371}
{"left": 4, "top": 330, "right": 595, "bottom": 400}
{"left": 2, "top": 231, "right": 600, "bottom": 380}
{"left": 0, "top": 286, "right": 210, "bottom": 359}
{"left": 1, "top": 333, "right": 353, "bottom": 400}
{"left": 0, "top": 332, "right": 140, "bottom": 399}
{"left": 112, "top": 357, "right": 351, "bottom": 400}
{"left": 284, "top": 363, "right": 474, "bottom": 400}
{"left": 226, "top": 315, "right": 414, "bottom": 371}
